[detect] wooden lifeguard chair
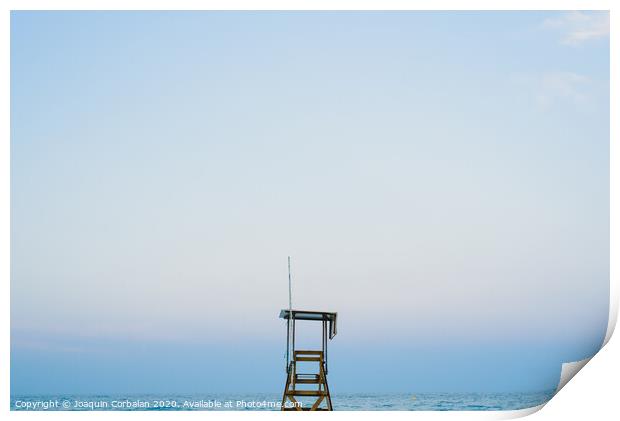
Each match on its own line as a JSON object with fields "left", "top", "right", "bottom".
{"left": 280, "top": 309, "right": 338, "bottom": 411}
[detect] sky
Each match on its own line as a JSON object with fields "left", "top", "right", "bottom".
{"left": 11, "top": 11, "right": 609, "bottom": 395}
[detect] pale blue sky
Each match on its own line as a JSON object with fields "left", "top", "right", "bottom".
{"left": 11, "top": 11, "right": 609, "bottom": 394}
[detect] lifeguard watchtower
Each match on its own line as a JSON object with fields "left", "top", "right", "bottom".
{"left": 280, "top": 309, "right": 337, "bottom": 411}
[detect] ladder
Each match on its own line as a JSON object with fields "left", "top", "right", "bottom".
{"left": 281, "top": 350, "right": 333, "bottom": 411}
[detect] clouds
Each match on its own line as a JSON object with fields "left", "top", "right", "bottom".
{"left": 535, "top": 71, "right": 592, "bottom": 109}
{"left": 525, "top": 12, "right": 609, "bottom": 110}
{"left": 511, "top": 71, "right": 596, "bottom": 111}
{"left": 542, "top": 11, "right": 610, "bottom": 46}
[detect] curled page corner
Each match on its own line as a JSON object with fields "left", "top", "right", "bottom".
{"left": 493, "top": 356, "right": 595, "bottom": 420}
{"left": 534, "top": 294, "right": 617, "bottom": 411}
{"left": 555, "top": 357, "right": 592, "bottom": 394}
{"left": 549, "top": 281, "right": 618, "bottom": 398}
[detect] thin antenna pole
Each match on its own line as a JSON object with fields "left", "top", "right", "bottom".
{"left": 287, "top": 256, "right": 293, "bottom": 371}
{"left": 288, "top": 256, "right": 292, "bottom": 312}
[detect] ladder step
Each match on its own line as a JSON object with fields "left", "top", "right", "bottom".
{"left": 294, "top": 350, "right": 323, "bottom": 355}
{"left": 295, "top": 378, "right": 321, "bottom": 384}
{"left": 295, "top": 356, "right": 322, "bottom": 362}
{"left": 286, "top": 390, "right": 326, "bottom": 397}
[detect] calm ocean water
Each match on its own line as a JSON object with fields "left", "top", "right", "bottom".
{"left": 11, "top": 391, "right": 554, "bottom": 411}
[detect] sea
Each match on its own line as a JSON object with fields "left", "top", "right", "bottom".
{"left": 11, "top": 391, "right": 555, "bottom": 411}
